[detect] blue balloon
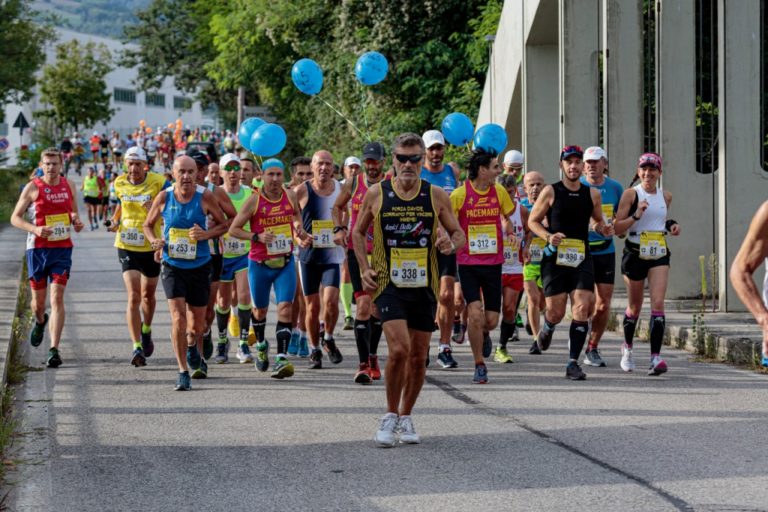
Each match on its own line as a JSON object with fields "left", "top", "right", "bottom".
{"left": 238, "top": 117, "right": 265, "bottom": 151}
{"left": 354, "top": 52, "right": 388, "bottom": 86}
{"left": 473, "top": 123, "right": 508, "bottom": 155}
{"left": 250, "top": 123, "right": 287, "bottom": 157}
{"left": 292, "top": 58, "right": 323, "bottom": 95}
{"left": 441, "top": 112, "right": 475, "bottom": 146}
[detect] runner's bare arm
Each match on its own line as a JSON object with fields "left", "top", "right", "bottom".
{"left": 730, "top": 200, "right": 768, "bottom": 335}
{"left": 288, "top": 189, "right": 309, "bottom": 244}
{"left": 433, "top": 187, "right": 466, "bottom": 254}
{"left": 214, "top": 187, "right": 237, "bottom": 219}
{"left": 293, "top": 181, "right": 308, "bottom": 209}
{"left": 198, "top": 189, "right": 229, "bottom": 240}
{"left": 65, "top": 179, "right": 84, "bottom": 232}
{"left": 353, "top": 183, "right": 380, "bottom": 292}
{"left": 613, "top": 188, "right": 638, "bottom": 236}
{"left": 228, "top": 193, "right": 258, "bottom": 240}
{"left": 10, "top": 182, "right": 45, "bottom": 236}
{"left": 144, "top": 190, "right": 167, "bottom": 248}
{"left": 528, "top": 185, "right": 556, "bottom": 243}
{"left": 590, "top": 188, "right": 613, "bottom": 237}
{"left": 331, "top": 179, "right": 353, "bottom": 246}
{"left": 108, "top": 203, "right": 122, "bottom": 232}
{"left": 664, "top": 190, "right": 681, "bottom": 236}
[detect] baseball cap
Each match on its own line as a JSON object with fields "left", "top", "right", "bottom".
{"left": 422, "top": 130, "right": 445, "bottom": 149}
{"left": 124, "top": 146, "right": 147, "bottom": 162}
{"left": 583, "top": 146, "right": 606, "bottom": 161}
{"left": 93, "top": 131, "right": 99, "bottom": 136}
{"left": 362, "top": 142, "right": 385, "bottom": 161}
{"left": 190, "top": 151, "right": 210, "bottom": 167}
{"left": 344, "top": 156, "right": 361, "bottom": 168}
{"left": 219, "top": 153, "right": 240, "bottom": 168}
{"left": 637, "top": 152, "right": 662, "bottom": 170}
{"left": 503, "top": 149, "right": 524, "bottom": 166}
{"left": 262, "top": 158, "right": 284, "bottom": 171}
{"left": 560, "top": 145, "right": 584, "bottom": 161}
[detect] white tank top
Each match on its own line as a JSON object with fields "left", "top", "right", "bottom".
{"left": 502, "top": 199, "right": 524, "bottom": 275}
{"left": 628, "top": 184, "right": 667, "bottom": 244}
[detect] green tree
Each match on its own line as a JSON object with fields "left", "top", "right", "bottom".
{"left": 38, "top": 40, "right": 115, "bottom": 132}
{"left": 0, "top": 0, "right": 54, "bottom": 121}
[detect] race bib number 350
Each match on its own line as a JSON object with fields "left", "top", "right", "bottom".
{"left": 390, "top": 248, "right": 428, "bottom": 288}
{"left": 312, "top": 220, "right": 334, "bottom": 248}
{"left": 168, "top": 227, "right": 197, "bottom": 260}
{"left": 266, "top": 224, "right": 292, "bottom": 255}
{"left": 556, "top": 238, "right": 585, "bottom": 267}
{"left": 45, "top": 214, "right": 71, "bottom": 242}
{"left": 468, "top": 224, "right": 498, "bottom": 255}
{"left": 639, "top": 231, "right": 667, "bottom": 260}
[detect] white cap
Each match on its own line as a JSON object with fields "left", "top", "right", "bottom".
{"left": 124, "top": 146, "right": 147, "bottom": 162}
{"left": 219, "top": 153, "right": 241, "bottom": 168}
{"left": 344, "top": 156, "right": 361, "bottom": 168}
{"left": 93, "top": 131, "right": 99, "bottom": 136}
{"left": 503, "top": 149, "right": 524, "bottom": 166}
{"left": 583, "top": 146, "right": 607, "bottom": 161}
{"left": 422, "top": 130, "right": 445, "bottom": 148}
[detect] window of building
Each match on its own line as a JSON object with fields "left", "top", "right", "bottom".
{"left": 643, "top": 2, "right": 656, "bottom": 153}
{"left": 695, "top": 0, "right": 718, "bottom": 175}
{"left": 173, "top": 96, "right": 192, "bottom": 110}
{"left": 114, "top": 87, "right": 136, "bottom": 104}
{"left": 762, "top": 0, "right": 768, "bottom": 171}
{"left": 146, "top": 92, "right": 165, "bottom": 108}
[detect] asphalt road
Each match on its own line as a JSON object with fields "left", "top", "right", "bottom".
{"left": 5, "top": 184, "right": 768, "bottom": 511}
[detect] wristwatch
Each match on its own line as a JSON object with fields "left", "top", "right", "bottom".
{"left": 251, "top": 233, "right": 259, "bottom": 242}
{"left": 333, "top": 226, "right": 348, "bottom": 234}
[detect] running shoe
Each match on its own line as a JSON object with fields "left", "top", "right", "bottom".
{"left": 228, "top": 311, "right": 239, "bottom": 338}
{"left": 472, "top": 363, "right": 488, "bottom": 384}
{"left": 131, "top": 348, "right": 146, "bottom": 367}
{"left": 247, "top": 327, "right": 257, "bottom": 346}
{"left": 174, "top": 371, "right": 191, "bottom": 391}
{"left": 374, "top": 413, "right": 398, "bottom": 448}
{"left": 493, "top": 346, "right": 514, "bottom": 364}
{"left": 437, "top": 348, "right": 458, "bottom": 369}
{"left": 202, "top": 329, "right": 213, "bottom": 360}
{"left": 298, "top": 336, "right": 309, "bottom": 358}
{"left": 254, "top": 341, "right": 269, "bottom": 372}
{"left": 566, "top": 361, "right": 587, "bottom": 380}
{"left": 186, "top": 346, "right": 202, "bottom": 371}
{"left": 451, "top": 323, "right": 467, "bottom": 344}
{"left": 509, "top": 330, "right": 520, "bottom": 343}
{"left": 192, "top": 357, "right": 208, "bottom": 379}
{"left": 30, "top": 313, "right": 49, "bottom": 347}
{"left": 396, "top": 415, "right": 420, "bottom": 444}
{"left": 308, "top": 348, "right": 323, "bottom": 369}
{"left": 620, "top": 345, "right": 636, "bottom": 372}
{"left": 287, "top": 332, "right": 300, "bottom": 356}
{"left": 270, "top": 357, "right": 294, "bottom": 379}
{"left": 537, "top": 328, "right": 553, "bottom": 351}
{"left": 237, "top": 343, "right": 254, "bottom": 364}
{"left": 343, "top": 316, "right": 354, "bottom": 331}
{"left": 583, "top": 348, "right": 607, "bottom": 367}
{"left": 354, "top": 362, "right": 373, "bottom": 385}
{"left": 482, "top": 332, "right": 493, "bottom": 358}
{"left": 141, "top": 329, "right": 154, "bottom": 358}
{"left": 525, "top": 321, "right": 533, "bottom": 336}
{"left": 46, "top": 348, "right": 62, "bottom": 368}
{"left": 515, "top": 312, "right": 524, "bottom": 328}
{"left": 322, "top": 337, "right": 343, "bottom": 364}
{"left": 214, "top": 341, "right": 229, "bottom": 364}
{"left": 647, "top": 356, "right": 668, "bottom": 376}
{"left": 762, "top": 351, "right": 768, "bottom": 368}
{"left": 369, "top": 355, "right": 381, "bottom": 380}
{"left": 529, "top": 340, "right": 542, "bottom": 355}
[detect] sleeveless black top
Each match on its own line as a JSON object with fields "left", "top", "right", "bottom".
{"left": 546, "top": 181, "right": 593, "bottom": 242}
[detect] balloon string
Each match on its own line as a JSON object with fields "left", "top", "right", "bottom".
{"left": 317, "top": 96, "right": 368, "bottom": 139}
{"left": 359, "top": 85, "right": 370, "bottom": 140}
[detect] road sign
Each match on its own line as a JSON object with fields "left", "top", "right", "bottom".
{"left": 12, "top": 112, "right": 30, "bottom": 137}
{"left": 0, "top": 137, "right": 8, "bottom": 152}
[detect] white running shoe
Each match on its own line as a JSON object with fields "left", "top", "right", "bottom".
{"left": 374, "top": 413, "right": 398, "bottom": 448}
{"left": 397, "top": 415, "right": 421, "bottom": 444}
{"left": 620, "top": 345, "right": 636, "bottom": 372}
{"left": 648, "top": 355, "right": 668, "bottom": 376}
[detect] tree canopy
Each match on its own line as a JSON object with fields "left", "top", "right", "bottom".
{"left": 39, "top": 40, "right": 115, "bottom": 132}
{"left": 123, "top": 0, "right": 502, "bottom": 160}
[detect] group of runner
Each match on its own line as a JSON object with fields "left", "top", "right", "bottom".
{"left": 12, "top": 130, "right": 684, "bottom": 445}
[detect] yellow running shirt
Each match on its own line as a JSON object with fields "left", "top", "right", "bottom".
{"left": 113, "top": 173, "right": 167, "bottom": 252}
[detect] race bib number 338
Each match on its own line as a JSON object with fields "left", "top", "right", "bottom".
{"left": 390, "top": 248, "right": 428, "bottom": 288}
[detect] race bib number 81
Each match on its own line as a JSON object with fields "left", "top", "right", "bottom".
{"left": 639, "top": 231, "right": 667, "bottom": 260}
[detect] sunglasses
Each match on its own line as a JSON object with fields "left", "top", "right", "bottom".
{"left": 394, "top": 153, "right": 423, "bottom": 164}
{"left": 222, "top": 165, "right": 241, "bottom": 172}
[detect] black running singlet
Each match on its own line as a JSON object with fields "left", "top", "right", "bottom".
{"left": 547, "top": 182, "right": 593, "bottom": 242}
{"left": 371, "top": 179, "right": 440, "bottom": 301}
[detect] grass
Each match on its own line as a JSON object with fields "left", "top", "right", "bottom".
{"left": 0, "top": 168, "right": 29, "bottom": 223}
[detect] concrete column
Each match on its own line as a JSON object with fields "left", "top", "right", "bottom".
{"left": 656, "top": 0, "right": 708, "bottom": 299}
{"left": 523, "top": 0, "right": 560, "bottom": 179}
{"left": 602, "top": 0, "right": 644, "bottom": 187}
{"left": 558, "top": 0, "right": 600, "bottom": 150}
{"left": 717, "top": 0, "right": 763, "bottom": 311}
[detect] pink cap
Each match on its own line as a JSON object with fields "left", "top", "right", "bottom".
{"left": 638, "top": 152, "right": 662, "bottom": 170}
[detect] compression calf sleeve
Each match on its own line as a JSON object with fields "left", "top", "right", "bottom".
{"left": 276, "top": 321, "right": 292, "bottom": 356}
{"left": 237, "top": 304, "right": 251, "bottom": 343}
{"left": 354, "top": 319, "right": 370, "bottom": 363}
{"left": 569, "top": 320, "right": 589, "bottom": 360}
{"left": 649, "top": 311, "right": 665, "bottom": 355}
{"left": 341, "top": 282, "right": 353, "bottom": 318}
{"left": 623, "top": 310, "right": 638, "bottom": 347}
{"left": 215, "top": 305, "right": 230, "bottom": 338}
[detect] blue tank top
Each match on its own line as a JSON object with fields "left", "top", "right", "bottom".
{"left": 420, "top": 165, "right": 457, "bottom": 193}
{"left": 299, "top": 180, "right": 344, "bottom": 264}
{"left": 579, "top": 176, "right": 623, "bottom": 255}
{"left": 520, "top": 197, "right": 533, "bottom": 210}
{"left": 161, "top": 185, "right": 211, "bottom": 268}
